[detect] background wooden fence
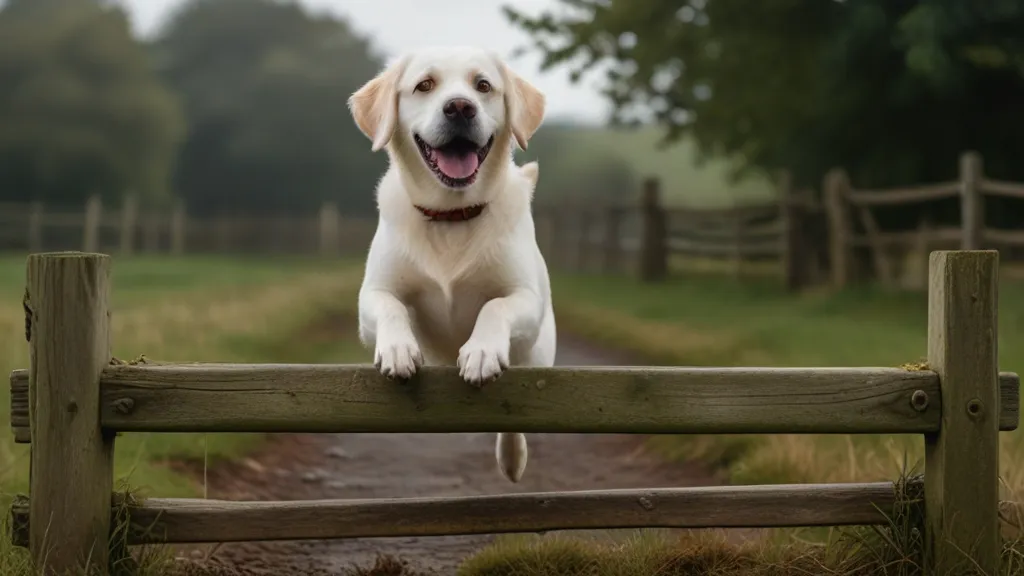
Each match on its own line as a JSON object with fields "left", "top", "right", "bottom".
{"left": 5, "top": 149, "right": 1024, "bottom": 293}
{"left": 0, "top": 197, "right": 375, "bottom": 258}
{"left": 533, "top": 175, "right": 822, "bottom": 291}
{"left": 826, "top": 151, "right": 1024, "bottom": 289}
{"left": 7, "top": 250, "right": 1020, "bottom": 575}
{"left": 0, "top": 179, "right": 820, "bottom": 290}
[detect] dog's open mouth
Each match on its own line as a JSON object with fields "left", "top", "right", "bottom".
{"left": 415, "top": 134, "right": 494, "bottom": 188}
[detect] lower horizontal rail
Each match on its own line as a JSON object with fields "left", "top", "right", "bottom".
{"left": 12, "top": 482, "right": 905, "bottom": 546}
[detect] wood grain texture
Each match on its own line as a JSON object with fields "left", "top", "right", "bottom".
{"left": 9, "top": 371, "right": 29, "bottom": 442}
{"left": 10, "top": 482, "right": 904, "bottom": 546}
{"left": 94, "top": 365, "right": 952, "bottom": 434}
{"left": 27, "top": 252, "right": 114, "bottom": 574}
{"left": 9, "top": 367, "right": 1020, "bottom": 440}
{"left": 925, "top": 250, "right": 1000, "bottom": 574}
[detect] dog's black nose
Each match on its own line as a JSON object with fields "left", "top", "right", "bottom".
{"left": 443, "top": 98, "right": 477, "bottom": 120}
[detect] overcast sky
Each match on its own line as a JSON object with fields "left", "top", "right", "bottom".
{"left": 120, "top": 0, "right": 611, "bottom": 124}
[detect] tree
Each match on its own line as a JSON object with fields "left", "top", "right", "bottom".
{"left": 505, "top": 1, "right": 1024, "bottom": 227}
{"left": 0, "top": 0, "right": 184, "bottom": 205}
{"left": 155, "top": 0, "right": 387, "bottom": 217}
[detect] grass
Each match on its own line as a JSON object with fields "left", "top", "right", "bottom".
{"left": 0, "top": 254, "right": 368, "bottom": 575}
{"left": 458, "top": 268, "right": 1024, "bottom": 575}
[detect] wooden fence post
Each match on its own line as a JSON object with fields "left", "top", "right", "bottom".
{"left": 82, "top": 195, "right": 101, "bottom": 253}
{"left": 960, "top": 151, "right": 984, "bottom": 250}
{"left": 319, "top": 202, "right": 340, "bottom": 257}
{"left": 27, "top": 252, "right": 114, "bottom": 574}
{"left": 171, "top": 200, "right": 186, "bottom": 256}
{"left": 824, "top": 168, "right": 853, "bottom": 289}
{"left": 119, "top": 194, "right": 137, "bottom": 255}
{"left": 28, "top": 201, "right": 43, "bottom": 253}
{"left": 603, "top": 206, "right": 622, "bottom": 274}
{"left": 925, "top": 250, "right": 999, "bottom": 574}
{"left": 638, "top": 178, "right": 667, "bottom": 282}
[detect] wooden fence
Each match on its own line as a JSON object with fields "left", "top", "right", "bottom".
{"left": 7, "top": 250, "right": 1020, "bottom": 574}
{"left": 534, "top": 175, "right": 822, "bottom": 291}
{"left": 2, "top": 182, "right": 820, "bottom": 289}
{"left": 0, "top": 196, "right": 375, "bottom": 258}
{"left": 827, "top": 151, "right": 1024, "bottom": 289}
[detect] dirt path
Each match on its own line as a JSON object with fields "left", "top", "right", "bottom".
{"left": 178, "top": 334, "right": 730, "bottom": 575}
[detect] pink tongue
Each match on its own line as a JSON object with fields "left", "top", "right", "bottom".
{"left": 435, "top": 151, "right": 479, "bottom": 179}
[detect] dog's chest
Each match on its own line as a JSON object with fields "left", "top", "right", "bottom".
{"left": 407, "top": 276, "right": 499, "bottom": 361}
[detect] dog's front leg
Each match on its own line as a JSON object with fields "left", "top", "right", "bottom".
{"left": 359, "top": 288, "right": 422, "bottom": 379}
{"left": 460, "top": 289, "right": 543, "bottom": 484}
{"left": 458, "top": 288, "right": 543, "bottom": 385}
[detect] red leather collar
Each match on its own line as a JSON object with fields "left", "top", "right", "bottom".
{"left": 415, "top": 204, "right": 486, "bottom": 222}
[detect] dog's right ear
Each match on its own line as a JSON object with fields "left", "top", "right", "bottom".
{"left": 348, "top": 55, "right": 410, "bottom": 152}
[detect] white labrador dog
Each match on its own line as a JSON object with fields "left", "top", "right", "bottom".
{"left": 347, "top": 46, "right": 555, "bottom": 483}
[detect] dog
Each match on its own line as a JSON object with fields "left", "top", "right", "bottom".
{"left": 347, "top": 46, "right": 554, "bottom": 483}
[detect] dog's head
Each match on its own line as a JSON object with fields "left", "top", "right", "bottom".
{"left": 349, "top": 46, "right": 545, "bottom": 203}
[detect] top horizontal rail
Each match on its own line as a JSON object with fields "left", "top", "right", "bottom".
{"left": 9, "top": 364, "right": 1019, "bottom": 439}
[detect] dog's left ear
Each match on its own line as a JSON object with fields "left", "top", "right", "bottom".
{"left": 348, "top": 55, "right": 411, "bottom": 152}
{"left": 499, "top": 61, "right": 545, "bottom": 151}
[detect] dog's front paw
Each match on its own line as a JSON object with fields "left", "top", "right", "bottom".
{"left": 374, "top": 335, "right": 423, "bottom": 380}
{"left": 458, "top": 338, "right": 510, "bottom": 385}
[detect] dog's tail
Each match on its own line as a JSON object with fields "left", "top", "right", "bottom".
{"left": 495, "top": 432, "right": 528, "bottom": 483}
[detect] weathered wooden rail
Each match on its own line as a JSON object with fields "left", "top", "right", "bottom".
{"left": 7, "top": 250, "right": 1018, "bottom": 575}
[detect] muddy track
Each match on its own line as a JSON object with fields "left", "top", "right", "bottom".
{"left": 175, "top": 332, "right": 734, "bottom": 575}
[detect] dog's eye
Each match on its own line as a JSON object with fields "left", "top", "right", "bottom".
{"left": 414, "top": 79, "right": 435, "bottom": 93}
{"left": 476, "top": 79, "right": 492, "bottom": 93}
